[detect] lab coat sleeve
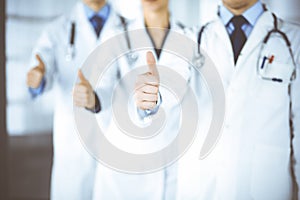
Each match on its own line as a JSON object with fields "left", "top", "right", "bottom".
{"left": 291, "top": 28, "right": 300, "bottom": 199}
{"left": 28, "top": 24, "right": 57, "bottom": 95}
{"left": 28, "top": 77, "right": 46, "bottom": 98}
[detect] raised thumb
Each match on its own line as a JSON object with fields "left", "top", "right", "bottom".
{"left": 78, "top": 70, "right": 87, "bottom": 83}
{"left": 146, "top": 51, "right": 159, "bottom": 78}
{"left": 35, "top": 54, "right": 45, "bottom": 70}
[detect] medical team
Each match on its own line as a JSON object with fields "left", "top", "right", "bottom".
{"left": 26, "top": 0, "right": 300, "bottom": 199}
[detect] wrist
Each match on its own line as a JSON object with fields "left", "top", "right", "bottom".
{"left": 85, "top": 91, "right": 101, "bottom": 113}
{"left": 86, "top": 92, "right": 96, "bottom": 109}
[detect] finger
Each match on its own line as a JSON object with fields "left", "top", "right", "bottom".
{"left": 73, "top": 95, "right": 90, "bottom": 105}
{"left": 28, "top": 70, "right": 43, "bottom": 79}
{"left": 138, "top": 93, "right": 158, "bottom": 102}
{"left": 27, "top": 80, "right": 38, "bottom": 88}
{"left": 27, "top": 73, "right": 36, "bottom": 80}
{"left": 146, "top": 51, "right": 159, "bottom": 78}
{"left": 74, "top": 84, "right": 90, "bottom": 93}
{"left": 136, "top": 74, "right": 159, "bottom": 88}
{"left": 73, "top": 97, "right": 89, "bottom": 105}
{"left": 73, "top": 92, "right": 88, "bottom": 99}
{"left": 28, "top": 83, "right": 40, "bottom": 89}
{"left": 139, "top": 101, "right": 156, "bottom": 110}
{"left": 138, "top": 85, "right": 159, "bottom": 94}
{"left": 78, "top": 69, "right": 87, "bottom": 83}
{"left": 74, "top": 100, "right": 87, "bottom": 108}
{"left": 73, "top": 93, "right": 89, "bottom": 102}
{"left": 27, "top": 76, "right": 42, "bottom": 88}
{"left": 35, "top": 54, "right": 45, "bottom": 69}
{"left": 27, "top": 79, "right": 41, "bottom": 88}
{"left": 27, "top": 79, "right": 38, "bottom": 87}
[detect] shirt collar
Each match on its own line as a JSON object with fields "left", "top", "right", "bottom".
{"left": 83, "top": 3, "right": 110, "bottom": 22}
{"left": 243, "top": 1, "right": 264, "bottom": 26}
{"left": 219, "top": 1, "right": 264, "bottom": 26}
{"left": 219, "top": 3, "right": 234, "bottom": 26}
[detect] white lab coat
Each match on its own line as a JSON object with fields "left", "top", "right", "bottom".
{"left": 177, "top": 10, "right": 300, "bottom": 200}
{"left": 92, "top": 14, "right": 194, "bottom": 200}
{"left": 30, "top": 2, "right": 124, "bottom": 199}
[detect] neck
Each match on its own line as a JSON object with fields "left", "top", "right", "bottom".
{"left": 224, "top": 1, "right": 257, "bottom": 15}
{"left": 144, "top": 9, "right": 169, "bottom": 28}
{"left": 84, "top": 1, "right": 106, "bottom": 12}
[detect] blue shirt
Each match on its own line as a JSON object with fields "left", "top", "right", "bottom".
{"left": 219, "top": 1, "right": 264, "bottom": 37}
{"left": 83, "top": 3, "right": 110, "bottom": 22}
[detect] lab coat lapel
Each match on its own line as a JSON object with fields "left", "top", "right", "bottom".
{"left": 169, "top": 17, "right": 185, "bottom": 33}
{"left": 127, "top": 14, "right": 158, "bottom": 62}
{"left": 75, "top": 2, "right": 98, "bottom": 49}
{"left": 130, "top": 10, "right": 146, "bottom": 29}
{"left": 206, "top": 17, "right": 236, "bottom": 85}
{"left": 213, "top": 17, "right": 235, "bottom": 60}
{"left": 152, "top": 19, "right": 177, "bottom": 63}
{"left": 98, "top": 7, "right": 122, "bottom": 44}
{"left": 237, "top": 11, "right": 274, "bottom": 66}
{"left": 126, "top": 14, "right": 189, "bottom": 75}
{"left": 157, "top": 20, "right": 191, "bottom": 82}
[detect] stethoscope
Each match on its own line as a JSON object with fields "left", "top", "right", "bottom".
{"left": 65, "top": 22, "right": 76, "bottom": 62}
{"left": 64, "top": 16, "right": 139, "bottom": 64}
{"left": 64, "top": 15, "right": 189, "bottom": 67}
{"left": 119, "top": 17, "right": 187, "bottom": 66}
{"left": 119, "top": 16, "right": 139, "bottom": 65}
{"left": 256, "top": 13, "right": 296, "bottom": 83}
{"left": 193, "top": 5, "right": 297, "bottom": 84}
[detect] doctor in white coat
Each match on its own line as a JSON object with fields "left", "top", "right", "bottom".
{"left": 90, "top": 0, "right": 195, "bottom": 199}
{"left": 26, "top": 0, "right": 125, "bottom": 199}
{"left": 177, "top": 0, "right": 300, "bottom": 199}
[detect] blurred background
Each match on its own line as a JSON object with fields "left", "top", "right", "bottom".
{"left": 1, "top": 0, "right": 300, "bottom": 199}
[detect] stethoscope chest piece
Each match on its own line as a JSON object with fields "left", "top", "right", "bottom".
{"left": 193, "top": 52, "right": 205, "bottom": 69}
{"left": 66, "top": 45, "right": 76, "bottom": 62}
{"left": 126, "top": 51, "right": 139, "bottom": 65}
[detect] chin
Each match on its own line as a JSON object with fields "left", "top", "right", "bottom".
{"left": 143, "top": 0, "right": 158, "bottom": 2}
{"left": 88, "top": 0, "right": 104, "bottom": 3}
{"left": 223, "top": 0, "right": 256, "bottom": 10}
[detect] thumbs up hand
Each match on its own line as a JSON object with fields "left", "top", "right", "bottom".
{"left": 73, "top": 70, "right": 96, "bottom": 109}
{"left": 134, "top": 51, "right": 160, "bottom": 110}
{"left": 27, "top": 54, "right": 45, "bottom": 88}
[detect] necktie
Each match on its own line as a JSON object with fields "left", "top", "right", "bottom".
{"left": 90, "top": 15, "right": 104, "bottom": 38}
{"left": 230, "top": 15, "right": 248, "bottom": 64}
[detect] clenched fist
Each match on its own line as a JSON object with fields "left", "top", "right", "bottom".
{"left": 135, "top": 51, "right": 160, "bottom": 110}
{"left": 27, "top": 54, "right": 45, "bottom": 88}
{"left": 73, "top": 70, "right": 96, "bottom": 109}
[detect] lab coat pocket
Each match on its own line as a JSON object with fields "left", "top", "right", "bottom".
{"left": 251, "top": 69, "right": 290, "bottom": 111}
{"left": 259, "top": 61, "right": 295, "bottom": 84}
{"left": 250, "top": 144, "right": 292, "bottom": 200}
